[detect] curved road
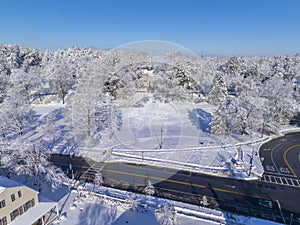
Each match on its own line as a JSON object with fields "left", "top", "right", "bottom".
{"left": 260, "top": 132, "right": 300, "bottom": 178}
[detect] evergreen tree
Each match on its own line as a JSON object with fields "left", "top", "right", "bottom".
{"left": 210, "top": 100, "right": 229, "bottom": 136}
{"left": 208, "top": 73, "right": 228, "bottom": 106}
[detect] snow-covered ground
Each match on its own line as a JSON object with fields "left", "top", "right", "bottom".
{"left": 28, "top": 95, "right": 300, "bottom": 182}
{"left": 48, "top": 182, "right": 282, "bottom": 225}
{"left": 31, "top": 99, "right": 266, "bottom": 178}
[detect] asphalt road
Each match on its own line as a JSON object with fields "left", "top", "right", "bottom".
{"left": 50, "top": 132, "right": 300, "bottom": 224}
{"left": 260, "top": 132, "right": 300, "bottom": 178}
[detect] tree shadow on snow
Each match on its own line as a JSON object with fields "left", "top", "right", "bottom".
{"left": 112, "top": 209, "right": 160, "bottom": 225}
{"left": 188, "top": 108, "right": 212, "bottom": 133}
{"left": 78, "top": 203, "right": 117, "bottom": 225}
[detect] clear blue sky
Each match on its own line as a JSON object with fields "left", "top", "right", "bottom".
{"left": 0, "top": 0, "right": 300, "bottom": 55}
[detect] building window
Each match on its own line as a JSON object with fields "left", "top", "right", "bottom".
{"left": 23, "top": 201, "right": 30, "bottom": 212}
{"left": 18, "top": 190, "right": 22, "bottom": 198}
{"left": 0, "top": 217, "right": 7, "bottom": 225}
{"left": 19, "top": 206, "right": 23, "bottom": 215}
{"left": 10, "top": 208, "right": 19, "bottom": 221}
{"left": 0, "top": 200, "right": 5, "bottom": 208}
{"left": 30, "top": 198, "right": 35, "bottom": 207}
{"left": 23, "top": 198, "right": 35, "bottom": 212}
{"left": 11, "top": 194, "right": 15, "bottom": 202}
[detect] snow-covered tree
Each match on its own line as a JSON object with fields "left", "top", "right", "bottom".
{"left": 27, "top": 66, "right": 46, "bottom": 103}
{"left": 208, "top": 73, "right": 228, "bottom": 106}
{"left": 0, "top": 87, "right": 36, "bottom": 138}
{"left": 269, "top": 55, "right": 297, "bottom": 83}
{"left": 94, "top": 98, "right": 122, "bottom": 134}
{"left": 65, "top": 61, "right": 122, "bottom": 148}
{"left": 94, "top": 172, "right": 104, "bottom": 187}
{"left": 46, "top": 62, "right": 76, "bottom": 104}
{"left": 0, "top": 147, "right": 18, "bottom": 178}
{"left": 210, "top": 101, "right": 229, "bottom": 136}
{"left": 155, "top": 201, "right": 177, "bottom": 225}
{"left": 226, "top": 86, "right": 263, "bottom": 135}
{"left": 0, "top": 142, "right": 65, "bottom": 191}
{"left": 143, "top": 179, "right": 155, "bottom": 197}
{"left": 201, "top": 195, "right": 209, "bottom": 206}
{"left": 260, "top": 76, "right": 295, "bottom": 123}
{"left": 153, "top": 75, "right": 187, "bottom": 102}
{"left": 13, "top": 143, "right": 65, "bottom": 191}
{"left": 65, "top": 77, "right": 100, "bottom": 147}
{"left": 218, "top": 56, "right": 245, "bottom": 94}
{"left": 8, "top": 68, "right": 45, "bottom": 104}
{"left": 0, "top": 71, "right": 9, "bottom": 102}
{"left": 126, "top": 192, "right": 139, "bottom": 211}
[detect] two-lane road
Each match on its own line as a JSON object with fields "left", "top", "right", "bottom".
{"left": 50, "top": 132, "right": 300, "bottom": 224}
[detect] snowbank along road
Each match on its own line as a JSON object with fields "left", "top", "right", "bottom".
{"left": 50, "top": 132, "right": 300, "bottom": 224}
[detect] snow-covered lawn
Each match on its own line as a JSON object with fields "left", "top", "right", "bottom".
{"left": 29, "top": 100, "right": 266, "bottom": 179}
{"left": 28, "top": 100, "right": 270, "bottom": 178}
{"left": 71, "top": 100, "right": 265, "bottom": 178}
{"left": 29, "top": 98, "right": 300, "bottom": 181}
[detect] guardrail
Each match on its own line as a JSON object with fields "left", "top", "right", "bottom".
{"left": 110, "top": 151, "right": 260, "bottom": 180}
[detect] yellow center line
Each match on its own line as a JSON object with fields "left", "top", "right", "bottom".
{"left": 283, "top": 144, "right": 300, "bottom": 177}
{"left": 105, "top": 169, "right": 270, "bottom": 200}
{"left": 105, "top": 169, "right": 206, "bottom": 188}
{"left": 55, "top": 161, "right": 270, "bottom": 200}
{"left": 81, "top": 165, "right": 90, "bottom": 169}
{"left": 211, "top": 187, "right": 265, "bottom": 199}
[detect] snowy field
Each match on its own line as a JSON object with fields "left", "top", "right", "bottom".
{"left": 32, "top": 98, "right": 265, "bottom": 178}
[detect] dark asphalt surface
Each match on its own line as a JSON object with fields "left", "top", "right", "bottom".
{"left": 260, "top": 132, "right": 300, "bottom": 178}
{"left": 50, "top": 132, "right": 300, "bottom": 224}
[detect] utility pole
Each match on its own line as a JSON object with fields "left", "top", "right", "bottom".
{"left": 261, "top": 113, "right": 268, "bottom": 138}
{"left": 290, "top": 213, "right": 293, "bottom": 225}
{"left": 276, "top": 200, "right": 286, "bottom": 224}
{"left": 248, "top": 147, "right": 255, "bottom": 176}
{"left": 160, "top": 127, "right": 163, "bottom": 149}
{"left": 261, "top": 121, "right": 264, "bottom": 138}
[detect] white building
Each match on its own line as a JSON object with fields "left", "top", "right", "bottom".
{"left": 0, "top": 176, "right": 58, "bottom": 225}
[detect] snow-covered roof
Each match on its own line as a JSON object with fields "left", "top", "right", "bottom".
{"left": 0, "top": 176, "right": 25, "bottom": 194}
{"left": 10, "top": 201, "right": 58, "bottom": 225}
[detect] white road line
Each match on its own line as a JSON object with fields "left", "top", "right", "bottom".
{"left": 291, "top": 179, "right": 298, "bottom": 187}
{"left": 276, "top": 177, "right": 281, "bottom": 184}
{"left": 269, "top": 176, "right": 276, "bottom": 183}
{"left": 264, "top": 171, "right": 295, "bottom": 178}
{"left": 270, "top": 142, "right": 285, "bottom": 174}
{"left": 266, "top": 165, "right": 276, "bottom": 172}
{"left": 279, "top": 167, "right": 290, "bottom": 174}
{"left": 261, "top": 175, "right": 300, "bottom": 188}
{"left": 264, "top": 176, "right": 270, "bottom": 182}
{"left": 290, "top": 179, "right": 295, "bottom": 186}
